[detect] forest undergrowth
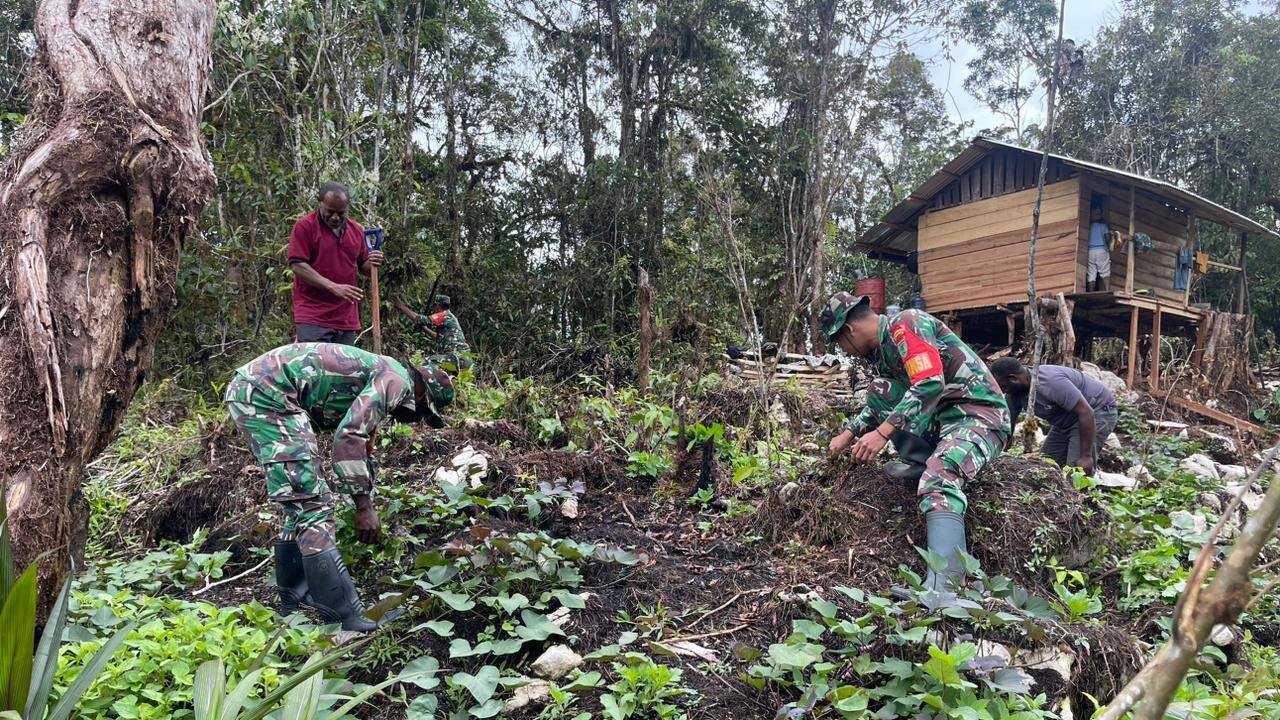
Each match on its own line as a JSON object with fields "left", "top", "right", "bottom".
{"left": 45, "top": 371, "right": 1280, "bottom": 720}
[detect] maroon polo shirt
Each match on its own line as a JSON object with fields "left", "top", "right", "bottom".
{"left": 288, "top": 211, "right": 368, "bottom": 331}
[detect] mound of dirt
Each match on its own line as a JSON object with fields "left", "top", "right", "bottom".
{"left": 750, "top": 455, "right": 1099, "bottom": 591}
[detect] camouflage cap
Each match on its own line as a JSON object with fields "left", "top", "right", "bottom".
{"left": 434, "top": 294, "right": 451, "bottom": 307}
{"left": 409, "top": 361, "right": 455, "bottom": 429}
{"left": 819, "top": 292, "right": 870, "bottom": 341}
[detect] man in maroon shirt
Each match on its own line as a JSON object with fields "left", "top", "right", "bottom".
{"left": 288, "top": 182, "right": 385, "bottom": 344}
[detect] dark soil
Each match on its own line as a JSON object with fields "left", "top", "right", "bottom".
{"left": 128, "top": 415, "right": 1139, "bottom": 719}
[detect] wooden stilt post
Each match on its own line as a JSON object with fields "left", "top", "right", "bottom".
{"left": 1237, "top": 231, "right": 1248, "bottom": 314}
{"left": 1182, "top": 214, "right": 1195, "bottom": 309}
{"left": 1125, "top": 185, "right": 1136, "bottom": 296}
{"left": 1192, "top": 315, "right": 1208, "bottom": 372}
{"left": 1149, "top": 304, "right": 1162, "bottom": 391}
{"left": 1127, "top": 305, "right": 1140, "bottom": 389}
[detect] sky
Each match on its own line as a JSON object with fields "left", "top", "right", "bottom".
{"left": 923, "top": 0, "right": 1124, "bottom": 134}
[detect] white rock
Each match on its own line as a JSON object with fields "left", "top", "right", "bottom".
{"left": 1224, "top": 484, "right": 1265, "bottom": 512}
{"left": 1180, "top": 454, "right": 1220, "bottom": 481}
{"left": 1199, "top": 492, "right": 1223, "bottom": 514}
{"left": 1034, "top": 427, "right": 1046, "bottom": 449}
{"left": 505, "top": 679, "right": 552, "bottom": 711}
{"left": 1013, "top": 645, "right": 1074, "bottom": 686}
{"left": 560, "top": 496, "right": 579, "bottom": 519}
{"left": 770, "top": 399, "right": 791, "bottom": 425}
{"left": 434, "top": 467, "right": 464, "bottom": 486}
{"left": 1210, "top": 624, "right": 1235, "bottom": 647}
{"left": 778, "top": 585, "right": 824, "bottom": 604}
{"left": 1105, "top": 433, "right": 1122, "bottom": 451}
{"left": 1170, "top": 510, "right": 1208, "bottom": 534}
{"left": 1126, "top": 464, "right": 1155, "bottom": 484}
{"left": 1199, "top": 431, "right": 1238, "bottom": 458}
{"left": 975, "top": 640, "right": 1012, "bottom": 664}
{"left": 800, "top": 442, "right": 820, "bottom": 453}
{"left": 531, "top": 645, "right": 583, "bottom": 680}
{"left": 1179, "top": 429, "right": 1190, "bottom": 439}
{"left": 1095, "top": 471, "right": 1136, "bottom": 490}
{"left": 1216, "top": 464, "right": 1249, "bottom": 483}
{"left": 1081, "top": 362, "right": 1130, "bottom": 401}
{"left": 780, "top": 482, "right": 801, "bottom": 502}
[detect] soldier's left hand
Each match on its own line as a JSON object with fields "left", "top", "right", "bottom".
{"left": 354, "top": 506, "right": 383, "bottom": 544}
{"left": 851, "top": 429, "right": 889, "bottom": 464}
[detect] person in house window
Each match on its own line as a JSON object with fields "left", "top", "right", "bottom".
{"left": 1087, "top": 205, "right": 1112, "bottom": 292}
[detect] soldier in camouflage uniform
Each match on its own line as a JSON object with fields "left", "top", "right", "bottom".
{"left": 225, "top": 342, "right": 454, "bottom": 630}
{"left": 393, "top": 294, "right": 473, "bottom": 373}
{"left": 820, "top": 293, "right": 1010, "bottom": 595}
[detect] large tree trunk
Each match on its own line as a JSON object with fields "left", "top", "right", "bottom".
{"left": 0, "top": 0, "right": 216, "bottom": 616}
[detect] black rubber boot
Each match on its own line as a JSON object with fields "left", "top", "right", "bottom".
{"left": 300, "top": 548, "right": 378, "bottom": 632}
{"left": 274, "top": 540, "right": 310, "bottom": 615}
{"left": 884, "top": 430, "right": 935, "bottom": 483}
{"left": 892, "top": 511, "right": 968, "bottom": 600}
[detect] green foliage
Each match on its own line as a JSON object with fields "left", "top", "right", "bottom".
{"left": 600, "top": 658, "right": 695, "bottom": 720}
{"left": 0, "top": 496, "right": 133, "bottom": 720}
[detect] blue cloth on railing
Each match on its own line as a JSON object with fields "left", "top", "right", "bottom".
{"left": 1175, "top": 246, "right": 1193, "bottom": 290}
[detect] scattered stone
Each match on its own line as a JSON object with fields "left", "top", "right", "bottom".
{"left": 799, "top": 442, "right": 820, "bottom": 453}
{"left": 1179, "top": 454, "right": 1220, "bottom": 481}
{"left": 1125, "top": 464, "right": 1155, "bottom": 484}
{"left": 778, "top": 584, "right": 824, "bottom": 604}
{"left": 770, "top": 399, "right": 791, "bottom": 426}
{"left": 1095, "top": 471, "right": 1136, "bottom": 490}
{"left": 975, "top": 640, "right": 1013, "bottom": 664}
{"left": 1216, "top": 464, "right": 1249, "bottom": 483}
{"left": 780, "top": 481, "right": 801, "bottom": 502}
{"left": 1191, "top": 429, "right": 1239, "bottom": 463}
{"left": 531, "top": 645, "right": 582, "bottom": 680}
{"left": 451, "top": 445, "right": 489, "bottom": 487}
{"left": 1013, "top": 644, "right": 1074, "bottom": 687}
{"left": 1170, "top": 510, "right": 1208, "bottom": 535}
{"left": 505, "top": 679, "right": 552, "bottom": 712}
{"left": 1199, "top": 492, "right": 1223, "bottom": 514}
{"left": 1105, "top": 433, "right": 1122, "bottom": 451}
{"left": 1210, "top": 624, "right": 1236, "bottom": 647}
{"left": 1081, "top": 362, "right": 1132, "bottom": 401}
{"left": 1224, "top": 484, "right": 1266, "bottom": 512}
{"left": 560, "top": 496, "right": 580, "bottom": 519}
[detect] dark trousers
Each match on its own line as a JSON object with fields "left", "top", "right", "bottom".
{"left": 1044, "top": 404, "right": 1119, "bottom": 468}
{"left": 295, "top": 324, "right": 357, "bottom": 345}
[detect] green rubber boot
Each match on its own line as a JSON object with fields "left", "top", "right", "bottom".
{"left": 891, "top": 511, "right": 968, "bottom": 599}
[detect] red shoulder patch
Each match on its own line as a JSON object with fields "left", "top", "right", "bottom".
{"left": 429, "top": 311, "right": 448, "bottom": 326}
{"left": 892, "top": 319, "right": 943, "bottom": 384}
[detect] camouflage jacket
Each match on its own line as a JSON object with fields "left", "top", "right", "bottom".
{"left": 849, "top": 310, "right": 1008, "bottom": 436}
{"left": 417, "top": 310, "right": 470, "bottom": 356}
{"left": 229, "top": 343, "right": 414, "bottom": 492}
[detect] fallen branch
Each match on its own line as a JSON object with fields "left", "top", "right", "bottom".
{"left": 193, "top": 556, "right": 271, "bottom": 596}
{"left": 1098, "top": 443, "right": 1280, "bottom": 720}
{"left": 663, "top": 623, "right": 751, "bottom": 645}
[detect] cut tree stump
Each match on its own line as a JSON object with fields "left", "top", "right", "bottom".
{"left": 0, "top": 0, "right": 217, "bottom": 617}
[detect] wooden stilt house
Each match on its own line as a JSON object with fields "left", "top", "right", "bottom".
{"left": 857, "top": 136, "right": 1278, "bottom": 397}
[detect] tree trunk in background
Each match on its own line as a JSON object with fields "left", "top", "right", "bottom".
{"left": 637, "top": 268, "right": 652, "bottom": 392}
{"left": 1200, "top": 311, "right": 1255, "bottom": 393}
{"left": 0, "top": 0, "right": 216, "bottom": 617}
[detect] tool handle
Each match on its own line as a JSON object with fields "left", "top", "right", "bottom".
{"left": 370, "top": 266, "right": 382, "bottom": 354}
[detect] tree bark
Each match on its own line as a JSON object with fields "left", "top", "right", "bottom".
{"left": 0, "top": 0, "right": 216, "bottom": 617}
{"left": 637, "top": 267, "right": 652, "bottom": 393}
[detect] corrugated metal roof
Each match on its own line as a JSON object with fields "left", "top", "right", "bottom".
{"left": 857, "top": 136, "right": 1280, "bottom": 255}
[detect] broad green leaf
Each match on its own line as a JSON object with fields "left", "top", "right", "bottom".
{"left": 409, "top": 619, "right": 454, "bottom": 638}
{"left": 922, "top": 646, "right": 965, "bottom": 688}
{"left": 515, "top": 610, "right": 564, "bottom": 641}
{"left": 810, "top": 598, "right": 840, "bottom": 620}
{"left": 405, "top": 694, "right": 438, "bottom": 720}
{"left": 767, "top": 642, "right": 823, "bottom": 670}
{"left": 401, "top": 656, "right": 441, "bottom": 690}
{"left": 451, "top": 665, "right": 501, "bottom": 704}
{"left": 449, "top": 639, "right": 493, "bottom": 658}
{"left": 0, "top": 563, "right": 38, "bottom": 713}
{"left": 791, "top": 619, "right": 825, "bottom": 641}
{"left": 983, "top": 667, "right": 1033, "bottom": 695}
{"left": 220, "top": 668, "right": 265, "bottom": 720}
{"left": 563, "top": 671, "right": 604, "bottom": 691}
{"left": 468, "top": 698, "right": 505, "bottom": 718}
{"left": 495, "top": 593, "right": 530, "bottom": 614}
{"left": 430, "top": 589, "right": 475, "bottom": 612}
{"left": 25, "top": 576, "right": 72, "bottom": 718}
{"left": 193, "top": 659, "right": 225, "bottom": 720}
{"left": 281, "top": 671, "right": 323, "bottom": 720}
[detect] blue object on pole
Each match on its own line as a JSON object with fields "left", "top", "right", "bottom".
{"left": 363, "top": 227, "right": 385, "bottom": 251}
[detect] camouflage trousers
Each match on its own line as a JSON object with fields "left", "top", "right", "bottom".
{"left": 863, "top": 378, "right": 1010, "bottom": 515}
{"left": 224, "top": 377, "right": 337, "bottom": 553}
{"left": 429, "top": 352, "right": 473, "bottom": 374}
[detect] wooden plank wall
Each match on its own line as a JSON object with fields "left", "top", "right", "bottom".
{"left": 918, "top": 178, "right": 1080, "bottom": 312}
{"left": 931, "top": 149, "right": 1074, "bottom": 211}
{"left": 1082, "top": 178, "right": 1189, "bottom": 301}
